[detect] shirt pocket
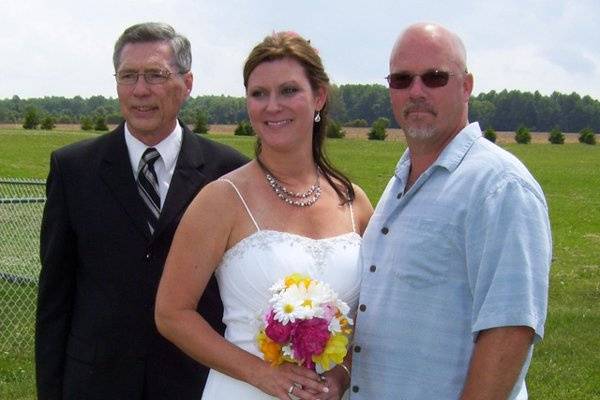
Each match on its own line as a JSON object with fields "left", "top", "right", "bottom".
{"left": 392, "top": 218, "right": 461, "bottom": 289}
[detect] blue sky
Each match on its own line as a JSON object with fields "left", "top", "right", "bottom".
{"left": 2, "top": 0, "right": 599, "bottom": 100}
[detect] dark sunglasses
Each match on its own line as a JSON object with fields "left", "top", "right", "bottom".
{"left": 386, "top": 70, "right": 455, "bottom": 89}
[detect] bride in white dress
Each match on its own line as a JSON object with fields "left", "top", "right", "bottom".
{"left": 155, "top": 32, "right": 373, "bottom": 400}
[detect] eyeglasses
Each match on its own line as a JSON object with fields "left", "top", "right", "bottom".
{"left": 114, "top": 69, "right": 180, "bottom": 85}
{"left": 385, "top": 70, "right": 455, "bottom": 90}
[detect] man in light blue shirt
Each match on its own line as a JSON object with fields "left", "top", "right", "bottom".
{"left": 350, "top": 23, "right": 551, "bottom": 399}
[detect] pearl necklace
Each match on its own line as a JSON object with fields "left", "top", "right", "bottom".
{"left": 265, "top": 170, "right": 321, "bottom": 207}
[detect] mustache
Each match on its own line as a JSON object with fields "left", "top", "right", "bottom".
{"left": 403, "top": 102, "right": 436, "bottom": 117}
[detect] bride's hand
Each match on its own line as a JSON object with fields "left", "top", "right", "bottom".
{"left": 252, "top": 362, "right": 330, "bottom": 400}
{"left": 318, "top": 365, "right": 351, "bottom": 400}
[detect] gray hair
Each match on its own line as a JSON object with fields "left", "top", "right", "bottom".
{"left": 113, "top": 22, "right": 192, "bottom": 73}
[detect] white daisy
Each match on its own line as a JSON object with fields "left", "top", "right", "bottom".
{"left": 272, "top": 284, "right": 309, "bottom": 324}
{"left": 303, "top": 281, "right": 336, "bottom": 317}
{"left": 335, "top": 298, "right": 350, "bottom": 316}
{"left": 328, "top": 317, "right": 342, "bottom": 333}
{"left": 281, "top": 344, "right": 294, "bottom": 359}
{"left": 269, "top": 278, "right": 286, "bottom": 294}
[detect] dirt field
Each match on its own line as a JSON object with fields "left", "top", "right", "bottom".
{"left": 201, "top": 125, "right": 583, "bottom": 144}
{"left": 1, "top": 123, "right": 582, "bottom": 144}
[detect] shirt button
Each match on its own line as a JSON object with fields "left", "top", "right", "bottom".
{"left": 397, "top": 192, "right": 402, "bottom": 199}
{"left": 359, "top": 304, "right": 367, "bottom": 312}
{"left": 381, "top": 227, "right": 389, "bottom": 235}
{"left": 354, "top": 345, "right": 362, "bottom": 353}
{"left": 352, "top": 385, "right": 359, "bottom": 393}
{"left": 369, "top": 265, "right": 376, "bottom": 272}
{"left": 145, "top": 253, "right": 151, "bottom": 260}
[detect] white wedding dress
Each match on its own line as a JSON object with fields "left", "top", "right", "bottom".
{"left": 201, "top": 180, "right": 361, "bottom": 400}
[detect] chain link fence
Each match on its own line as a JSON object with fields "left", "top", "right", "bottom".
{"left": 0, "top": 178, "right": 45, "bottom": 397}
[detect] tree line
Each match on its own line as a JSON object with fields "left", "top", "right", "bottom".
{"left": 2, "top": 86, "right": 600, "bottom": 132}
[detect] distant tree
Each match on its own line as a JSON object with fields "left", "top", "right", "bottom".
{"left": 548, "top": 127, "right": 565, "bottom": 144}
{"left": 234, "top": 120, "right": 254, "bottom": 136}
{"left": 469, "top": 99, "right": 496, "bottom": 129}
{"left": 193, "top": 110, "right": 209, "bottom": 134}
{"left": 326, "top": 119, "right": 345, "bottom": 138}
{"left": 22, "top": 107, "right": 40, "bottom": 129}
{"left": 81, "top": 116, "right": 93, "bottom": 131}
{"left": 94, "top": 115, "right": 109, "bottom": 131}
{"left": 57, "top": 114, "right": 74, "bottom": 124}
{"left": 578, "top": 128, "right": 596, "bottom": 145}
{"left": 40, "top": 116, "right": 56, "bottom": 130}
{"left": 106, "top": 113, "right": 123, "bottom": 125}
{"left": 514, "top": 125, "right": 531, "bottom": 144}
{"left": 344, "top": 119, "right": 368, "bottom": 127}
{"left": 328, "top": 84, "right": 347, "bottom": 123}
{"left": 368, "top": 117, "right": 389, "bottom": 141}
{"left": 483, "top": 127, "right": 497, "bottom": 143}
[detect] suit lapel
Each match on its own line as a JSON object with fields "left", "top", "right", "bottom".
{"left": 153, "top": 126, "right": 208, "bottom": 240}
{"left": 99, "top": 124, "right": 151, "bottom": 240}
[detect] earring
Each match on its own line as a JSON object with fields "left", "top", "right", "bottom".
{"left": 314, "top": 111, "right": 321, "bottom": 123}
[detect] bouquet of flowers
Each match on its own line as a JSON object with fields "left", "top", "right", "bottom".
{"left": 257, "top": 273, "right": 353, "bottom": 372}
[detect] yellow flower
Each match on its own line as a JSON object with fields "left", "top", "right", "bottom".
{"left": 339, "top": 317, "right": 353, "bottom": 335}
{"left": 284, "top": 273, "right": 312, "bottom": 289}
{"left": 257, "top": 330, "right": 283, "bottom": 366}
{"left": 312, "top": 333, "right": 349, "bottom": 371}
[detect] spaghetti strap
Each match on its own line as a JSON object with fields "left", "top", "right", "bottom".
{"left": 349, "top": 202, "right": 357, "bottom": 233}
{"left": 219, "top": 179, "right": 260, "bottom": 231}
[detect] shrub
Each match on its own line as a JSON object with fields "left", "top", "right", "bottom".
{"left": 80, "top": 116, "right": 93, "bottom": 131}
{"left": 22, "top": 107, "right": 40, "bottom": 130}
{"left": 548, "top": 127, "right": 565, "bottom": 144}
{"left": 578, "top": 128, "right": 596, "bottom": 145}
{"left": 344, "top": 118, "right": 368, "bottom": 127}
{"left": 234, "top": 121, "right": 254, "bottom": 136}
{"left": 483, "top": 127, "right": 496, "bottom": 143}
{"left": 368, "top": 117, "right": 389, "bottom": 141}
{"left": 515, "top": 125, "right": 531, "bottom": 144}
{"left": 193, "top": 110, "right": 209, "bottom": 134}
{"left": 94, "top": 115, "right": 109, "bottom": 131}
{"left": 40, "top": 116, "right": 56, "bottom": 130}
{"left": 106, "top": 113, "right": 124, "bottom": 124}
{"left": 326, "top": 120, "right": 345, "bottom": 138}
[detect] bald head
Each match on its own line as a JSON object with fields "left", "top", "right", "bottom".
{"left": 390, "top": 23, "right": 467, "bottom": 73}
{"left": 387, "top": 22, "right": 474, "bottom": 145}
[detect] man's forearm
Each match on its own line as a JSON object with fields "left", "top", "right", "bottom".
{"left": 460, "top": 326, "right": 534, "bottom": 400}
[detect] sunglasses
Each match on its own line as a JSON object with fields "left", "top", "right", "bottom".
{"left": 386, "top": 70, "right": 455, "bottom": 89}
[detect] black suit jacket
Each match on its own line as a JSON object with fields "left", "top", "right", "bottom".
{"left": 35, "top": 123, "right": 248, "bottom": 400}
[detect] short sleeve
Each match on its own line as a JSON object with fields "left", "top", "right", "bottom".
{"left": 465, "top": 175, "right": 552, "bottom": 341}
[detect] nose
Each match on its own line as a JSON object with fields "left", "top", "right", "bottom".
{"left": 407, "top": 76, "right": 427, "bottom": 99}
{"left": 265, "top": 93, "right": 282, "bottom": 112}
{"left": 131, "top": 77, "right": 152, "bottom": 97}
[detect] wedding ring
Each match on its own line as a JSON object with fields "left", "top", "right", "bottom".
{"left": 288, "top": 384, "right": 295, "bottom": 394}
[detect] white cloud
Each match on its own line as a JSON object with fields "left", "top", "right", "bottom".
{"left": 2, "top": 0, "right": 600, "bottom": 100}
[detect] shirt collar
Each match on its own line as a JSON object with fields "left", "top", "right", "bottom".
{"left": 432, "top": 122, "right": 481, "bottom": 172}
{"left": 394, "top": 122, "right": 481, "bottom": 181}
{"left": 124, "top": 122, "right": 183, "bottom": 174}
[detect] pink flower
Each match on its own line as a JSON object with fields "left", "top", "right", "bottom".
{"left": 291, "top": 318, "right": 330, "bottom": 369}
{"left": 265, "top": 314, "right": 294, "bottom": 343}
{"left": 321, "top": 303, "right": 337, "bottom": 322}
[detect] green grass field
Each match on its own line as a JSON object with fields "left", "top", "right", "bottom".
{"left": 0, "top": 127, "right": 599, "bottom": 399}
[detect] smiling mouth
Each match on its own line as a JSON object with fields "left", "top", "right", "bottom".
{"left": 265, "top": 119, "right": 292, "bottom": 127}
{"left": 132, "top": 105, "right": 158, "bottom": 112}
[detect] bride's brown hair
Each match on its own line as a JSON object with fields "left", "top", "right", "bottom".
{"left": 243, "top": 31, "right": 355, "bottom": 204}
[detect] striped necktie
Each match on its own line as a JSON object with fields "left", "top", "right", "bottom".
{"left": 137, "top": 148, "right": 161, "bottom": 235}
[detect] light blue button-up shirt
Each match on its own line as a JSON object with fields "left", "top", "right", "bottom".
{"left": 350, "top": 123, "right": 551, "bottom": 399}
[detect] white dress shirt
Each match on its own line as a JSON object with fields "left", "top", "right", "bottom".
{"left": 124, "top": 122, "right": 183, "bottom": 207}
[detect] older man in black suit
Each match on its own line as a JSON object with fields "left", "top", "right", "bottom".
{"left": 35, "top": 22, "right": 247, "bottom": 399}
